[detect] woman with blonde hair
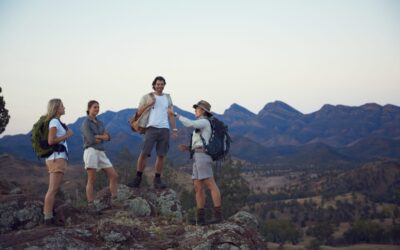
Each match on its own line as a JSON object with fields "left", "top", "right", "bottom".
{"left": 43, "top": 98, "right": 74, "bottom": 226}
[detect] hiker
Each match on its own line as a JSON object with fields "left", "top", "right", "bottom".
{"left": 128, "top": 76, "right": 177, "bottom": 189}
{"left": 81, "top": 100, "right": 119, "bottom": 208}
{"left": 43, "top": 98, "right": 74, "bottom": 226}
{"left": 170, "top": 100, "right": 223, "bottom": 225}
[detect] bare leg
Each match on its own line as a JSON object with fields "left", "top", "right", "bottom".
{"left": 155, "top": 155, "right": 164, "bottom": 174}
{"left": 103, "top": 167, "right": 119, "bottom": 198}
{"left": 193, "top": 180, "right": 206, "bottom": 208}
{"left": 86, "top": 169, "right": 96, "bottom": 202}
{"left": 136, "top": 152, "right": 147, "bottom": 172}
{"left": 44, "top": 172, "right": 64, "bottom": 215}
{"left": 203, "top": 177, "right": 221, "bottom": 207}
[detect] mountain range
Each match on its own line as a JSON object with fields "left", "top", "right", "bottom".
{"left": 1, "top": 101, "right": 399, "bottom": 168}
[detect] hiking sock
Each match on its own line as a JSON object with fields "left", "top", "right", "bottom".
{"left": 155, "top": 173, "right": 161, "bottom": 178}
{"left": 44, "top": 212, "right": 53, "bottom": 220}
{"left": 137, "top": 171, "right": 143, "bottom": 177}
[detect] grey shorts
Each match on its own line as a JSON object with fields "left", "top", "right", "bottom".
{"left": 141, "top": 127, "right": 170, "bottom": 157}
{"left": 192, "top": 152, "right": 213, "bottom": 180}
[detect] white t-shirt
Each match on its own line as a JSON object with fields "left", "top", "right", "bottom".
{"left": 147, "top": 95, "right": 170, "bottom": 129}
{"left": 46, "top": 118, "right": 68, "bottom": 161}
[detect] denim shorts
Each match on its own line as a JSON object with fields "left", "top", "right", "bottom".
{"left": 141, "top": 127, "right": 170, "bottom": 157}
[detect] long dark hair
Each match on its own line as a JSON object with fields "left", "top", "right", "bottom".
{"left": 152, "top": 76, "right": 166, "bottom": 90}
{"left": 86, "top": 100, "right": 99, "bottom": 115}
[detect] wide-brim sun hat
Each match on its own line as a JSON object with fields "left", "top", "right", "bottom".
{"left": 193, "top": 100, "right": 211, "bottom": 114}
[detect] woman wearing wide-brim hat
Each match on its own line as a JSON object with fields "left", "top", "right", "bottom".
{"left": 170, "top": 100, "right": 222, "bottom": 225}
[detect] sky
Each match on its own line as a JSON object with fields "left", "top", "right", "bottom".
{"left": 0, "top": 0, "right": 399, "bottom": 136}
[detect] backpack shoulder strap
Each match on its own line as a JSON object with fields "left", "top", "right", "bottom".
{"left": 55, "top": 118, "right": 68, "bottom": 131}
{"left": 199, "top": 117, "right": 212, "bottom": 147}
{"left": 164, "top": 93, "right": 173, "bottom": 108}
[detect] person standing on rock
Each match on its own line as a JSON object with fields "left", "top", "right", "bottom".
{"left": 128, "top": 76, "right": 177, "bottom": 189}
{"left": 81, "top": 100, "right": 119, "bottom": 209}
{"left": 170, "top": 100, "right": 223, "bottom": 225}
{"left": 43, "top": 98, "right": 74, "bottom": 226}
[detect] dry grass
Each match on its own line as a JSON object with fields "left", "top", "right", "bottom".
{"left": 243, "top": 173, "right": 291, "bottom": 193}
{"left": 333, "top": 222, "right": 351, "bottom": 238}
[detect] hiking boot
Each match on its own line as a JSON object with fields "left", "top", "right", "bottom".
{"left": 153, "top": 177, "right": 167, "bottom": 189}
{"left": 207, "top": 207, "right": 223, "bottom": 224}
{"left": 127, "top": 176, "right": 142, "bottom": 188}
{"left": 197, "top": 208, "right": 207, "bottom": 226}
{"left": 44, "top": 217, "right": 63, "bottom": 227}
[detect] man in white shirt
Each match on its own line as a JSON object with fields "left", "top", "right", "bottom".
{"left": 128, "top": 76, "right": 177, "bottom": 189}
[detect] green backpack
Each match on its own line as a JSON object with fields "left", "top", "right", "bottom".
{"left": 31, "top": 116, "right": 66, "bottom": 158}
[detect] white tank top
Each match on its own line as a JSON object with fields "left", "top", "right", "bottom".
{"left": 147, "top": 95, "right": 170, "bottom": 129}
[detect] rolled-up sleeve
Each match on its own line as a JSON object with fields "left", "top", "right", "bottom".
{"left": 81, "top": 120, "right": 96, "bottom": 146}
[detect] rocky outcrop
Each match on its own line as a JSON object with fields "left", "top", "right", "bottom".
{"left": 0, "top": 184, "right": 267, "bottom": 249}
{"left": 0, "top": 194, "right": 44, "bottom": 233}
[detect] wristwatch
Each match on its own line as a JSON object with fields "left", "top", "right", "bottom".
{"left": 172, "top": 128, "right": 178, "bottom": 132}
{"left": 173, "top": 112, "right": 179, "bottom": 117}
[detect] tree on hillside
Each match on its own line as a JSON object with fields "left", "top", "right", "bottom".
{"left": 306, "top": 222, "right": 334, "bottom": 244}
{"left": 216, "top": 157, "right": 251, "bottom": 217}
{"left": 0, "top": 87, "right": 10, "bottom": 134}
{"left": 344, "top": 219, "right": 385, "bottom": 244}
{"left": 261, "top": 219, "right": 301, "bottom": 245}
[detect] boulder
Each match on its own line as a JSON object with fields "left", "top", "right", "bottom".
{"left": 0, "top": 190, "right": 266, "bottom": 249}
{"left": 0, "top": 194, "right": 43, "bottom": 233}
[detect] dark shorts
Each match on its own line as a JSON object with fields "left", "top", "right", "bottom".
{"left": 141, "top": 127, "right": 170, "bottom": 157}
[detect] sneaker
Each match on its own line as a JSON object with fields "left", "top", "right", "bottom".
{"left": 86, "top": 202, "right": 99, "bottom": 215}
{"left": 127, "top": 176, "right": 142, "bottom": 188}
{"left": 207, "top": 207, "right": 223, "bottom": 224}
{"left": 153, "top": 177, "right": 167, "bottom": 189}
{"left": 111, "top": 197, "right": 124, "bottom": 208}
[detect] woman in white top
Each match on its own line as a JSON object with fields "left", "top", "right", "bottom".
{"left": 43, "top": 98, "right": 74, "bottom": 226}
{"left": 171, "top": 100, "right": 222, "bottom": 225}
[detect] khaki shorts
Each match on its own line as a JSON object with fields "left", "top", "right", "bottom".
{"left": 84, "top": 147, "right": 113, "bottom": 171}
{"left": 46, "top": 158, "right": 67, "bottom": 174}
{"left": 192, "top": 152, "right": 213, "bottom": 180}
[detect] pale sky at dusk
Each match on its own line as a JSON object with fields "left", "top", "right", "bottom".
{"left": 1, "top": 0, "right": 399, "bottom": 136}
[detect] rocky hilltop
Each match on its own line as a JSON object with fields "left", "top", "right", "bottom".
{"left": 0, "top": 185, "right": 267, "bottom": 249}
